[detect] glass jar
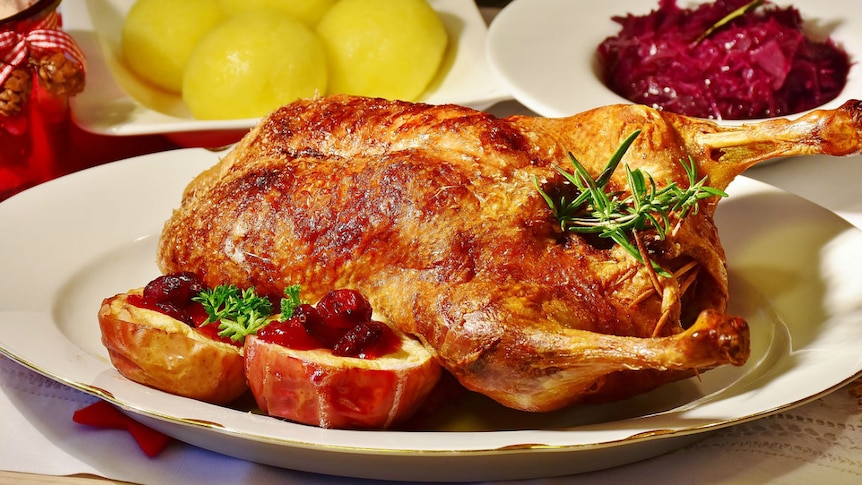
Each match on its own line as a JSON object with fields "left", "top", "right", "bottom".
{"left": 1, "top": 0, "right": 85, "bottom": 201}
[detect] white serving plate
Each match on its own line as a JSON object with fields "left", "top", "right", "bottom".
{"left": 63, "top": 0, "right": 509, "bottom": 146}
{"left": 487, "top": 0, "right": 861, "bottom": 122}
{"left": 0, "top": 149, "right": 860, "bottom": 482}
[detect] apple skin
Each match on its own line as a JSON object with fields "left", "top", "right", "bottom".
{"left": 244, "top": 331, "right": 441, "bottom": 429}
{"left": 98, "top": 291, "right": 248, "bottom": 405}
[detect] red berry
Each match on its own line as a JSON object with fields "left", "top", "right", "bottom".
{"left": 257, "top": 315, "right": 323, "bottom": 350}
{"left": 332, "top": 320, "right": 401, "bottom": 359}
{"left": 315, "top": 289, "right": 373, "bottom": 329}
{"left": 257, "top": 288, "right": 397, "bottom": 358}
{"left": 131, "top": 272, "right": 208, "bottom": 327}
{"left": 143, "top": 272, "right": 206, "bottom": 305}
{"left": 292, "top": 303, "right": 343, "bottom": 347}
{"left": 291, "top": 303, "right": 323, "bottom": 328}
{"left": 332, "top": 320, "right": 380, "bottom": 357}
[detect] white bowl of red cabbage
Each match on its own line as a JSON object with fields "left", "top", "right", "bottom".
{"left": 597, "top": 0, "right": 851, "bottom": 121}
{"left": 487, "top": 0, "right": 857, "bottom": 124}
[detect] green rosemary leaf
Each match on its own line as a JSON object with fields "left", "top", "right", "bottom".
{"left": 537, "top": 132, "right": 727, "bottom": 277}
{"left": 596, "top": 129, "right": 642, "bottom": 187}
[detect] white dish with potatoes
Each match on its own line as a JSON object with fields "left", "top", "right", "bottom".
{"left": 63, "top": 0, "right": 509, "bottom": 146}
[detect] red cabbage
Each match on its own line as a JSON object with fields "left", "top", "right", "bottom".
{"left": 596, "top": 0, "right": 851, "bottom": 120}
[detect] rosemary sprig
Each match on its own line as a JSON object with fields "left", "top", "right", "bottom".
{"left": 695, "top": 0, "right": 765, "bottom": 44}
{"left": 535, "top": 130, "right": 727, "bottom": 276}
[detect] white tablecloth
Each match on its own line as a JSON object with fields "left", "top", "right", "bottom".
{"left": 2, "top": 354, "right": 860, "bottom": 485}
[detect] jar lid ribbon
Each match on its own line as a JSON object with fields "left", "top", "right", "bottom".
{"left": 0, "top": 11, "right": 86, "bottom": 87}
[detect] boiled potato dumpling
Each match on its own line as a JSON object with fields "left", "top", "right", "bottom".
{"left": 316, "top": 0, "right": 447, "bottom": 101}
{"left": 182, "top": 11, "right": 327, "bottom": 120}
{"left": 121, "top": 0, "right": 225, "bottom": 93}
{"left": 217, "top": 0, "right": 337, "bottom": 26}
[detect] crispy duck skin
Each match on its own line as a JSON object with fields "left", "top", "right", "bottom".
{"left": 157, "top": 95, "right": 862, "bottom": 412}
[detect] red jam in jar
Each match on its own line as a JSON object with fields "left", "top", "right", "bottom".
{"left": 1, "top": 0, "right": 85, "bottom": 200}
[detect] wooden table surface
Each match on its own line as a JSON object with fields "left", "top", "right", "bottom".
{"left": 0, "top": 471, "right": 135, "bottom": 484}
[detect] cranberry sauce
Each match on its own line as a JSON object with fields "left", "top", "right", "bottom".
{"left": 128, "top": 275, "right": 400, "bottom": 358}
{"left": 126, "top": 272, "right": 240, "bottom": 347}
{"left": 257, "top": 289, "right": 401, "bottom": 359}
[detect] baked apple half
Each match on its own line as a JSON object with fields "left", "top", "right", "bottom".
{"left": 244, "top": 290, "right": 442, "bottom": 429}
{"left": 98, "top": 289, "right": 248, "bottom": 405}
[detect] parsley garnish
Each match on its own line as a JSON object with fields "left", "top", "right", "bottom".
{"left": 192, "top": 285, "right": 274, "bottom": 341}
{"left": 279, "top": 284, "right": 305, "bottom": 320}
{"left": 192, "top": 284, "right": 309, "bottom": 340}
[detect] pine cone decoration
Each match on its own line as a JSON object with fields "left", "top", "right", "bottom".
{"left": 31, "top": 51, "right": 85, "bottom": 98}
{"left": 0, "top": 68, "right": 32, "bottom": 117}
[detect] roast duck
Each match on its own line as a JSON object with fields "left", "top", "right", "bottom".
{"left": 157, "top": 95, "right": 862, "bottom": 412}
